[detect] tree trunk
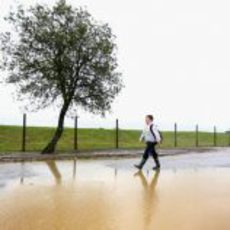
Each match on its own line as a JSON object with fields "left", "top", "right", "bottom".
{"left": 41, "top": 103, "right": 69, "bottom": 154}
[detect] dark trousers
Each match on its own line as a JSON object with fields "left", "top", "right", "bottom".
{"left": 143, "top": 142, "right": 160, "bottom": 166}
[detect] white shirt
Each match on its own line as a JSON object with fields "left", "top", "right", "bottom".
{"left": 140, "top": 122, "right": 161, "bottom": 143}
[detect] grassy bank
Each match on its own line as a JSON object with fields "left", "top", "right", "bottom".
{"left": 0, "top": 125, "right": 230, "bottom": 153}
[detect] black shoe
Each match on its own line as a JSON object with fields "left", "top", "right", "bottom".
{"left": 134, "top": 164, "right": 143, "bottom": 170}
{"left": 134, "top": 158, "right": 146, "bottom": 170}
{"left": 152, "top": 166, "right": 160, "bottom": 170}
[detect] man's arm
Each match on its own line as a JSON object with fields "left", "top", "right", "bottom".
{"left": 139, "top": 130, "right": 145, "bottom": 142}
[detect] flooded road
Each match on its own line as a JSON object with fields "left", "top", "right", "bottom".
{"left": 1, "top": 151, "right": 230, "bottom": 230}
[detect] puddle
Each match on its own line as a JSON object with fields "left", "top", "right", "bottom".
{"left": 0, "top": 153, "right": 230, "bottom": 230}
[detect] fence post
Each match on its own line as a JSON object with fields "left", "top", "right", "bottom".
{"left": 22, "top": 113, "right": 27, "bottom": 152}
{"left": 196, "top": 124, "right": 199, "bottom": 147}
{"left": 115, "top": 119, "right": 119, "bottom": 149}
{"left": 74, "top": 116, "right": 78, "bottom": 151}
{"left": 228, "top": 131, "right": 230, "bottom": 147}
{"left": 174, "top": 123, "right": 177, "bottom": 147}
{"left": 214, "top": 126, "right": 217, "bottom": 147}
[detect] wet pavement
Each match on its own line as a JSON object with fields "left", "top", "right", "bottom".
{"left": 0, "top": 151, "right": 230, "bottom": 230}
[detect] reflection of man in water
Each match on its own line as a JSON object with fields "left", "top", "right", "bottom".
{"left": 135, "top": 115, "right": 161, "bottom": 170}
{"left": 134, "top": 170, "right": 160, "bottom": 230}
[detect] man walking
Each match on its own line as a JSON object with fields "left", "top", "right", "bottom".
{"left": 134, "top": 115, "right": 161, "bottom": 170}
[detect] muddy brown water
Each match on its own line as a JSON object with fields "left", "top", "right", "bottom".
{"left": 0, "top": 152, "right": 230, "bottom": 230}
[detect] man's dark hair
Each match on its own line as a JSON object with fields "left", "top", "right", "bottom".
{"left": 146, "top": 115, "right": 154, "bottom": 121}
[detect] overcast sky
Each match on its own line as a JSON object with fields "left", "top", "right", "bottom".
{"left": 0, "top": 0, "right": 230, "bottom": 131}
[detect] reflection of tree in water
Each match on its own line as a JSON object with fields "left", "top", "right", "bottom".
{"left": 20, "top": 159, "right": 78, "bottom": 185}
{"left": 134, "top": 170, "right": 160, "bottom": 230}
{"left": 46, "top": 161, "right": 62, "bottom": 185}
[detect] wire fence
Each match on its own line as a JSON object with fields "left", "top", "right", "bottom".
{"left": 0, "top": 114, "right": 230, "bottom": 152}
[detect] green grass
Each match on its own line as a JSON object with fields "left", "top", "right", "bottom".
{"left": 0, "top": 125, "right": 230, "bottom": 153}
